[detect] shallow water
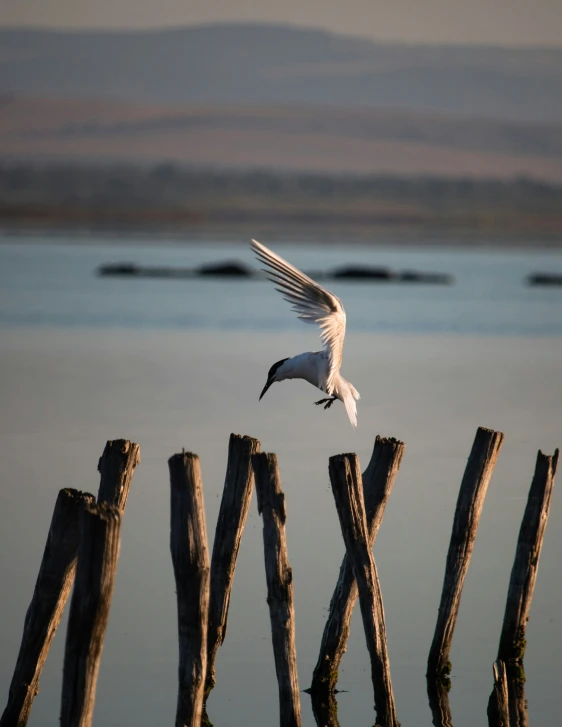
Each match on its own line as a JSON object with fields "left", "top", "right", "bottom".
{"left": 0, "top": 236, "right": 561, "bottom": 726}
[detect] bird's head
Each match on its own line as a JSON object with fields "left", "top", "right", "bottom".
{"left": 259, "top": 358, "right": 289, "bottom": 400}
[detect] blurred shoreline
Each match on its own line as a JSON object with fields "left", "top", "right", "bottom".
{"left": 2, "top": 164, "right": 562, "bottom": 247}
{"left": 2, "top": 224, "right": 562, "bottom": 249}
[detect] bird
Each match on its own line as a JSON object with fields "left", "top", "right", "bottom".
{"left": 252, "top": 239, "right": 360, "bottom": 427}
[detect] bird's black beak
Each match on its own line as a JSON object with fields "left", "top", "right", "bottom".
{"left": 259, "top": 378, "right": 273, "bottom": 401}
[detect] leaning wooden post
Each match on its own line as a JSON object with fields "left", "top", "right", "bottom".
{"left": 497, "top": 449, "right": 558, "bottom": 727}
{"left": 252, "top": 453, "right": 302, "bottom": 727}
{"left": 498, "top": 449, "right": 558, "bottom": 664}
{"left": 169, "top": 452, "right": 210, "bottom": 727}
{"left": 487, "top": 660, "right": 510, "bottom": 727}
{"left": 427, "top": 427, "right": 504, "bottom": 680}
{"left": 311, "top": 436, "right": 404, "bottom": 693}
{"left": 97, "top": 439, "right": 140, "bottom": 510}
{"left": 60, "top": 502, "right": 122, "bottom": 727}
{"left": 206, "top": 434, "right": 261, "bottom": 692}
{"left": 0, "top": 489, "right": 95, "bottom": 727}
{"left": 328, "top": 453, "right": 398, "bottom": 727}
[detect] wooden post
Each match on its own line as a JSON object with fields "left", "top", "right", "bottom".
{"left": 60, "top": 502, "right": 122, "bottom": 727}
{"left": 311, "top": 436, "right": 404, "bottom": 693}
{"left": 252, "top": 453, "right": 302, "bottom": 727}
{"left": 169, "top": 452, "right": 210, "bottom": 727}
{"left": 97, "top": 439, "right": 140, "bottom": 510}
{"left": 497, "top": 449, "right": 557, "bottom": 727}
{"left": 328, "top": 453, "right": 398, "bottom": 727}
{"left": 0, "top": 489, "right": 95, "bottom": 727}
{"left": 206, "top": 434, "right": 261, "bottom": 692}
{"left": 487, "top": 660, "right": 510, "bottom": 727}
{"left": 427, "top": 427, "right": 504, "bottom": 679}
{"left": 498, "top": 449, "right": 558, "bottom": 664}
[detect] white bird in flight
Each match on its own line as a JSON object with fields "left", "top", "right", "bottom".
{"left": 252, "top": 239, "right": 360, "bottom": 427}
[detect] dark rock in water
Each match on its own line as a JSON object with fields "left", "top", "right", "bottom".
{"left": 398, "top": 270, "right": 452, "bottom": 284}
{"left": 96, "top": 260, "right": 453, "bottom": 285}
{"left": 330, "top": 265, "right": 451, "bottom": 284}
{"left": 332, "top": 265, "right": 395, "bottom": 280}
{"left": 196, "top": 261, "right": 254, "bottom": 277}
{"left": 98, "top": 263, "right": 193, "bottom": 277}
{"left": 97, "top": 260, "right": 256, "bottom": 278}
{"left": 98, "top": 263, "right": 140, "bottom": 276}
{"left": 527, "top": 273, "right": 562, "bottom": 286}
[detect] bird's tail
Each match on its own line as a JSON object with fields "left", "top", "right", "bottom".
{"left": 348, "top": 383, "right": 360, "bottom": 401}
{"left": 342, "top": 389, "right": 359, "bottom": 428}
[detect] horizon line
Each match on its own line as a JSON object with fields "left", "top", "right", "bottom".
{"left": 1, "top": 20, "right": 562, "bottom": 52}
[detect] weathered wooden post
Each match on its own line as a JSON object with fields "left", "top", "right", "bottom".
{"left": 498, "top": 449, "right": 558, "bottom": 663}
{"left": 427, "top": 427, "right": 504, "bottom": 680}
{"left": 169, "top": 452, "right": 210, "bottom": 727}
{"left": 497, "top": 448, "right": 558, "bottom": 727}
{"left": 328, "top": 453, "right": 398, "bottom": 727}
{"left": 487, "top": 660, "right": 510, "bottom": 727}
{"left": 252, "top": 452, "right": 302, "bottom": 727}
{"left": 97, "top": 439, "right": 140, "bottom": 510}
{"left": 311, "top": 436, "right": 404, "bottom": 693}
{"left": 0, "top": 489, "right": 95, "bottom": 727}
{"left": 60, "top": 502, "right": 122, "bottom": 727}
{"left": 206, "top": 434, "right": 261, "bottom": 692}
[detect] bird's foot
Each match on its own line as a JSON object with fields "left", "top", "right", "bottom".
{"left": 314, "top": 397, "right": 337, "bottom": 410}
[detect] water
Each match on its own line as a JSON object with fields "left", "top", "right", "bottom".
{"left": 1, "top": 234, "right": 561, "bottom": 727}
{"left": 1, "top": 236, "right": 561, "bottom": 336}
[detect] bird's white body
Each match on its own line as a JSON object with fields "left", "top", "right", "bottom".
{"left": 274, "top": 351, "right": 360, "bottom": 427}
{"left": 252, "top": 239, "right": 360, "bottom": 427}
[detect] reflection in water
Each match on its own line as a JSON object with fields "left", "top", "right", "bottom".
{"left": 504, "top": 663, "right": 529, "bottom": 727}
{"left": 487, "top": 659, "right": 530, "bottom": 727}
{"left": 308, "top": 668, "right": 528, "bottom": 727}
{"left": 506, "top": 669, "right": 529, "bottom": 727}
{"left": 426, "top": 676, "right": 453, "bottom": 727}
{"left": 306, "top": 688, "right": 341, "bottom": 727}
{"left": 487, "top": 660, "right": 510, "bottom": 727}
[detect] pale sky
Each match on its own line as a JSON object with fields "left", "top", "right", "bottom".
{"left": 2, "top": 0, "right": 562, "bottom": 46}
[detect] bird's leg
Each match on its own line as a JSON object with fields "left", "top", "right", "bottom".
{"left": 314, "top": 396, "right": 337, "bottom": 409}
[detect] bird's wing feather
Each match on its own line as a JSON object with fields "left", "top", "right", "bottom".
{"left": 252, "top": 239, "right": 346, "bottom": 394}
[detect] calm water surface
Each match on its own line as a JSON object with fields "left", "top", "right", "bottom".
{"left": 1, "top": 235, "right": 561, "bottom": 727}
{"left": 0, "top": 235, "right": 561, "bottom": 335}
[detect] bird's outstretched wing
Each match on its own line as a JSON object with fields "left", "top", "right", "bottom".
{"left": 251, "top": 239, "right": 346, "bottom": 395}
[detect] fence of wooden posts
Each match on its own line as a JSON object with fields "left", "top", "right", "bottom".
{"left": 0, "top": 429, "right": 558, "bottom": 727}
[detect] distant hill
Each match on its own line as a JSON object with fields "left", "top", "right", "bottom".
{"left": 1, "top": 23, "right": 562, "bottom": 122}
{"left": 2, "top": 96, "right": 562, "bottom": 181}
